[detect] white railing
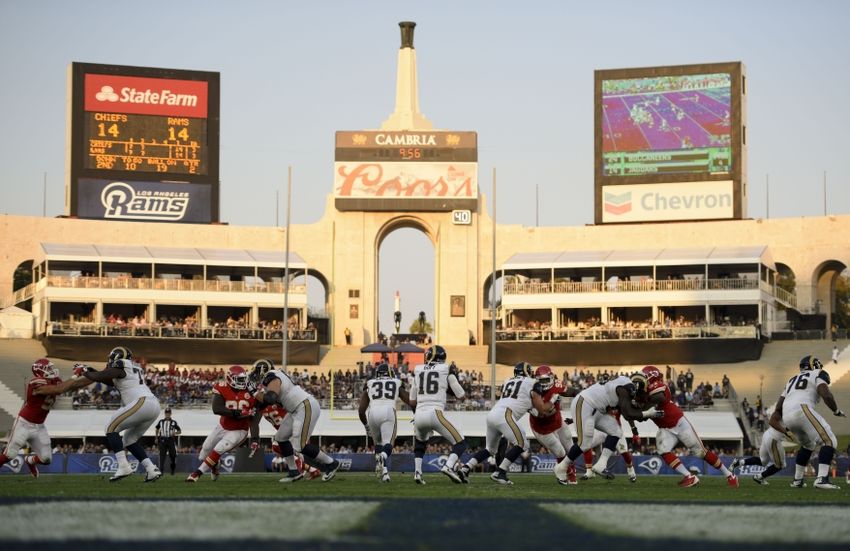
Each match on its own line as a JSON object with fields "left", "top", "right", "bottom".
{"left": 774, "top": 286, "right": 798, "bottom": 309}
{"left": 496, "top": 324, "right": 759, "bottom": 341}
{"left": 43, "top": 275, "right": 306, "bottom": 294}
{"left": 504, "top": 277, "right": 760, "bottom": 295}
{"left": 46, "top": 322, "right": 317, "bottom": 341}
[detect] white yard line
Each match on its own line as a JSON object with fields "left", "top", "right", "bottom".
{"left": 546, "top": 503, "right": 850, "bottom": 543}
{"left": 0, "top": 500, "right": 378, "bottom": 541}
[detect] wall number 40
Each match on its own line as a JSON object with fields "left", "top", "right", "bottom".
{"left": 452, "top": 210, "right": 472, "bottom": 225}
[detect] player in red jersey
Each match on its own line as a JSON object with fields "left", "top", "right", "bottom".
{"left": 0, "top": 360, "right": 92, "bottom": 477}
{"left": 529, "top": 366, "right": 579, "bottom": 484}
{"left": 187, "top": 365, "right": 261, "bottom": 482}
{"left": 636, "top": 366, "right": 738, "bottom": 488}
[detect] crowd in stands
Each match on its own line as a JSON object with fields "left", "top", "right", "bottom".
{"left": 52, "top": 315, "right": 317, "bottom": 340}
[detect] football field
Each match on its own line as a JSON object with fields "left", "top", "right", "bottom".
{"left": 1, "top": 473, "right": 848, "bottom": 550}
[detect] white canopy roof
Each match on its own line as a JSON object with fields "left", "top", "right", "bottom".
{"left": 503, "top": 246, "right": 774, "bottom": 271}
{"left": 37, "top": 243, "right": 306, "bottom": 269}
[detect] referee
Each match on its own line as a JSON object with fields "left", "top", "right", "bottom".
{"left": 155, "top": 408, "right": 181, "bottom": 475}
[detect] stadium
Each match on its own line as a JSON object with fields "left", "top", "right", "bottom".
{"left": 1, "top": 9, "right": 850, "bottom": 551}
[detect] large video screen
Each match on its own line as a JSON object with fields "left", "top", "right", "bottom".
{"left": 602, "top": 73, "right": 732, "bottom": 177}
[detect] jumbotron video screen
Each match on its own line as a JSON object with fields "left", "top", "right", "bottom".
{"left": 601, "top": 73, "right": 732, "bottom": 177}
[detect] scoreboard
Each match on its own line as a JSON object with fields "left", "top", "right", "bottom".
{"left": 67, "top": 63, "right": 220, "bottom": 223}
{"left": 334, "top": 131, "right": 478, "bottom": 212}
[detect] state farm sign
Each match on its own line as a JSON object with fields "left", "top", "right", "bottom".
{"left": 84, "top": 73, "right": 208, "bottom": 118}
{"left": 334, "top": 162, "right": 477, "bottom": 199}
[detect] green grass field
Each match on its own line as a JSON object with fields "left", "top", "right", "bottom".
{"left": 1, "top": 473, "right": 848, "bottom": 550}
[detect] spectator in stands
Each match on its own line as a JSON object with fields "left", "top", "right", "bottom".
{"left": 685, "top": 368, "right": 694, "bottom": 391}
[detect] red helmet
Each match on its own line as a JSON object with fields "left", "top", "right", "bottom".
{"left": 226, "top": 365, "right": 248, "bottom": 390}
{"left": 641, "top": 365, "right": 663, "bottom": 382}
{"left": 32, "top": 358, "right": 58, "bottom": 379}
{"left": 534, "top": 365, "right": 555, "bottom": 390}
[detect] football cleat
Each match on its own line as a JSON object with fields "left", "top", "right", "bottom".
{"left": 727, "top": 474, "right": 739, "bottom": 488}
{"left": 279, "top": 470, "right": 305, "bottom": 483}
{"left": 627, "top": 466, "right": 637, "bottom": 483}
{"left": 381, "top": 472, "right": 391, "bottom": 483}
{"left": 752, "top": 474, "right": 768, "bottom": 485}
{"left": 25, "top": 458, "right": 39, "bottom": 479}
{"left": 414, "top": 472, "right": 426, "bottom": 485}
{"left": 580, "top": 469, "right": 595, "bottom": 480}
{"left": 109, "top": 463, "right": 135, "bottom": 482}
{"left": 729, "top": 458, "right": 742, "bottom": 472}
{"left": 211, "top": 465, "right": 220, "bottom": 481}
{"left": 441, "top": 464, "right": 462, "bottom": 484}
{"left": 591, "top": 466, "right": 615, "bottom": 480}
{"left": 185, "top": 471, "right": 201, "bottom": 483}
{"left": 457, "top": 464, "right": 470, "bottom": 484}
{"left": 490, "top": 470, "right": 514, "bottom": 485}
{"left": 814, "top": 477, "right": 841, "bottom": 490}
{"left": 789, "top": 478, "right": 807, "bottom": 488}
{"left": 553, "top": 459, "right": 568, "bottom": 482}
{"left": 322, "top": 460, "right": 341, "bottom": 482}
{"left": 678, "top": 474, "right": 700, "bottom": 488}
{"left": 566, "top": 463, "right": 577, "bottom": 485}
{"left": 375, "top": 454, "right": 384, "bottom": 478}
{"left": 306, "top": 467, "right": 322, "bottom": 480}
{"left": 144, "top": 468, "right": 162, "bottom": 483}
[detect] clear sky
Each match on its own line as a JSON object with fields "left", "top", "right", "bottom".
{"left": 1, "top": 1, "right": 849, "bottom": 333}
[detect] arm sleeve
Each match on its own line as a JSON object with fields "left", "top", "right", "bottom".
{"left": 816, "top": 370, "right": 831, "bottom": 386}
{"left": 448, "top": 374, "right": 465, "bottom": 399}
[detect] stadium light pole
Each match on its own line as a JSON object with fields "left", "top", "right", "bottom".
{"left": 282, "top": 166, "right": 292, "bottom": 372}
{"left": 490, "top": 168, "right": 497, "bottom": 403}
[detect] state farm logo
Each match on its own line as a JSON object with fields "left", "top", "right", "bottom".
{"left": 101, "top": 182, "right": 189, "bottom": 221}
{"left": 93, "top": 84, "right": 198, "bottom": 107}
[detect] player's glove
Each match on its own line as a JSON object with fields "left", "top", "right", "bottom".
{"left": 73, "top": 363, "right": 94, "bottom": 378}
{"left": 248, "top": 440, "right": 260, "bottom": 458}
{"left": 642, "top": 407, "right": 663, "bottom": 420}
{"left": 834, "top": 409, "right": 846, "bottom": 417}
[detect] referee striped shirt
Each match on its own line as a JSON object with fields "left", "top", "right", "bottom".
{"left": 156, "top": 419, "right": 181, "bottom": 439}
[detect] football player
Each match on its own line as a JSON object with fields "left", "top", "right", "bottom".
{"left": 528, "top": 365, "right": 578, "bottom": 484}
{"left": 730, "top": 412, "right": 791, "bottom": 485}
{"left": 80, "top": 346, "right": 163, "bottom": 482}
{"left": 358, "top": 361, "right": 413, "bottom": 482}
{"left": 409, "top": 345, "right": 469, "bottom": 484}
{"left": 774, "top": 355, "right": 845, "bottom": 489}
{"left": 636, "top": 365, "right": 738, "bottom": 488}
{"left": 187, "top": 365, "right": 261, "bottom": 482}
{"left": 0, "top": 359, "right": 92, "bottom": 477}
{"left": 459, "top": 362, "right": 553, "bottom": 485}
{"left": 553, "top": 370, "right": 660, "bottom": 484}
{"left": 585, "top": 409, "right": 639, "bottom": 482}
{"left": 256, "top": 365, "right": 341, "bottom": 483}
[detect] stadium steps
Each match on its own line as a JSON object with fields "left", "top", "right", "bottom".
{"left": 318, "top": 345, "right": 367, "bottom": 369}
{"left": 821, "top": 343, "right": 850, "bottom": 439}
{"left": 443, "top": 345, "right": 489, "bottom": 370}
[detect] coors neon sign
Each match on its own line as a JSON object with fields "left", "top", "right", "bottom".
{"left": 334, "top": 162, "right": 477, "bottom": 199}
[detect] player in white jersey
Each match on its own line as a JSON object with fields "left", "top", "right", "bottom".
{"left": 358, "top": 362, "right": 413, "bottom": 482}
{"left": 256, "top": 360, "right": 341, "bottom": 483}
{"left": 773, "top": 355, "right": 845, "bottom": 489}
{"left": 460, "top": 362, "right": 553, "bottom": 485}
{"left": 554, "top": 373, "right": 661, "bottom": 484}
{"left": 80, "top": 346, "right": 162, "bottom": 482}
{"left": 409, "top": 345, "right": 468, "bottom": 485}
{"left": 730, "top": 423, "right": 790, "bottom": 486}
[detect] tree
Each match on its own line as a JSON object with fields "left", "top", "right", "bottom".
{"left": 13, "top": 263, "right": 32, "bottom": 291}
{"left": 835, "top": 271, "right": 850, "bottom": 330}
{"left": 409, "top": 317, "right": 433, "bottom": 334}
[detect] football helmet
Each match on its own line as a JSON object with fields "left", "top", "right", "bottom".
{"left": 799, "top": 355, "right": 823, "bottom": 372}
{"left": 375, "top": 362, "right": 391, "bottom": 378}
{"left": 250, "top": 358, "right": 275, "bottom": 382}
{"left": 534, "top": 365, "right": 555, "bottom": 390}
{"left": 641, "top": 365, "right": 663, "bottom": 382}
{"left": 108, "top": 346, "right": 133, "bottom": 367}
{"left": 31, "top": 358, "right": 58, "bottom": 379}
{"left": 514, "top": 361, "right": 533, "bottom": 378}
{"left": 425, "top": 345, "right": 446, "bottom": 365}
{"left": 227, "top": 365, "right": 248, "bottom": 390}
{"left": 630, "top": 372, "right": 648, "bottom": 395}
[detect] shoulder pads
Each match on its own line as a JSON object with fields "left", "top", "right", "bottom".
{"left": 262, "top": 371, "right": 279, "bottom": 387}
{"left": 817, "top": 370, "right": 831, "bottom": 385}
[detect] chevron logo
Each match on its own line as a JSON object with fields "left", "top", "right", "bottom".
{"left": 604, "top": 191, "right": 632, "bottom": 215}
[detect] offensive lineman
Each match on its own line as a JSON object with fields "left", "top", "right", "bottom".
{"left": 554, "top": 371, "right": 660, "bottom": 484}
{"left": 358, "top": 362, "right": 413, "bottom": 482}
{"left": 0, "top": 360, "right": 92, "bottom": 477}
{"left": 256, "top": 366, "right": 341, "bottom": 482}
{"left": 187, "top": 365, "right": 260, "bottom": 482}
{"left": 636, "top": 366, "right": 738, "bottom": 488}
{"left": 774, "top": 355, "right": 845, "bottom": 489}
{"left": 81, "top": 346, "right": 163, "bottom": 482}
{"left": 409, "top": 345, "right": 469, "bottom": 484}
{"left": 459, "top": 362, "right": 553, "bottom": 485}
{"left": 528, "top": 365, "right": 578, "bottom": 484}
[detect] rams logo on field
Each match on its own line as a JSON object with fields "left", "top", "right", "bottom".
{"left": 531, "top": 456, "right": 557, "bottom": 472}
{"left": 220, "top": 454, "right": 236, "bottom": 473}
{"left": 638, "top": 456, "right": 663, "bottom": 475}
{"left": 1, "top": 456, "right": 24, "bottom": 473}
{"left": 427, "top": 456, "right": 448, "bottom": 469}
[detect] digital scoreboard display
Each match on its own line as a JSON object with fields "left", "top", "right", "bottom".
{"left": 601, "top": 73, "right": 732, "bottom": 177}
{"left": 335, "top": 131, "right": 477, "bottom": 162}
{"left": 68, "top": 63, "right": 220, "bottom": 223}
{"left": 594, "top": 62, "right": 746, "bottom": 224}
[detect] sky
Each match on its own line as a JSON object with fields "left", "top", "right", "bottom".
{"left": 1, "top": 0, "right": 849, "bottom": 332}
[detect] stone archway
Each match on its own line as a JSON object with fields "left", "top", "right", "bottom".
{"left": 812, "top": 259, "right": 848, "bottom": 331}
